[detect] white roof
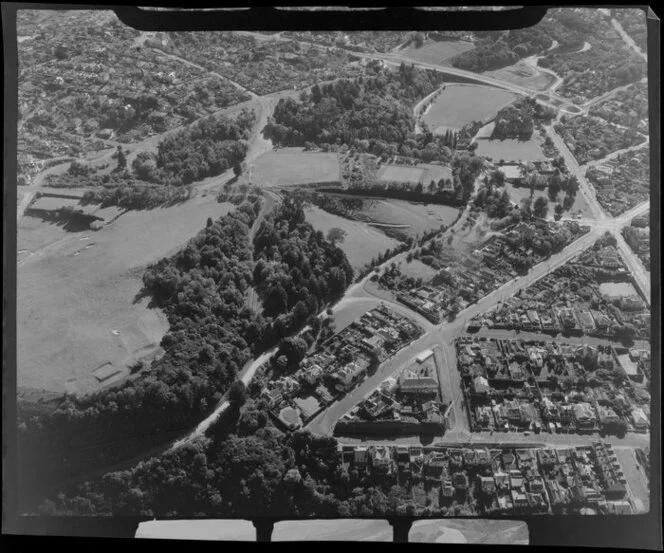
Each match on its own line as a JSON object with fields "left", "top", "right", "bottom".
{"left": 416, "top": 349, "right": 434, "bottom": 363}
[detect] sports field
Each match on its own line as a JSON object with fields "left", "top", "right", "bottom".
{"left": 252, "top": 148, "right": 340, "bottom": 187}
{"left": 17, "top": 196, "right": 234, "bottom": 395}
{"left": 422, "top": 84, "right": 519, "bottom": 133}
{"left": 305, "top": 205, "right": 400, "bottom": 271}
{"left": 400, "top": 40, "right": 475, "bottom": 66}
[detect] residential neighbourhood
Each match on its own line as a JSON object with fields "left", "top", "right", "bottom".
{"left": 13, "top": 7, "right": 653, "bottom": 539}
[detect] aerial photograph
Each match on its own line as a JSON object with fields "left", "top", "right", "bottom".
{"left": 10, "top": 5, "right": 655, "bottom": 544}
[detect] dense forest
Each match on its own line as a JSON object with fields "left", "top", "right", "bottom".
{"left": 492, "top": 97, "right": 556, "bottom": 140}
{"left": 36, "top": 409, "right": 469, "bottom": 518}
{"left": 253, "top": 195, "right": 354, "bottom": 346}
{"left": 452, "top": 27, "right": 555, "bottom": 73}
{"left": 264, "top": 63, "right": 452, "bottom": 160}
{"left": 133, "top": 109, "right": 255, "bottom": 186}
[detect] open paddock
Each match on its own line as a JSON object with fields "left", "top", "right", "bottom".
{"left": 377, "top": 163, "right": 452, "bottom": 185}
{"left": 475, "top": 135, "right": 548, "bottom": 162}
{"left": 305, "top": 205, "right": 400, "bottom": 271}
{"left": 356, "top": 198, "right": 461, "bottom": 241}
{"left": 399, "top": 40, "right": 475, "bottom": 66}
{"left": 252, "top": 148, "right": 340, "bottom": 187}
{"left": 485, "top": 61, "right": 556, "bottom": 91}
{"left": 422, "top": 84, "right": 519, "bottom": 133}
{"left": 18, "top": 196, "right": 235, "bottom": 395}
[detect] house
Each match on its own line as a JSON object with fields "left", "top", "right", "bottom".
{"left": 511, "top": 489, "right": 529, "bottom": 508}
{"left": 439, "top": 478, "right": 454, "bottom": 497}
{"left": 261, "top": 388, "right": 283, "bottom": 408}
{"left": 573, "top": 402, "right": 596, "bottom": 428}
{"left": 380, "top": 377, "right": 399, "bottom": 394}
{"left": 354, "top": 446, "right": 369, "bottom": 468}
{"left": 452, "top": 472, "right": 469, "bottom": 490}
{"left": 372, "top": 446, "right": 392, "bottom": 473}
{"left": 494, "top": 471, "right": 510, "bottom": 489}
{"left": 304, "top": 364, "right": 323, "bottom": 385}
{"left": 631, "top": 407, "right": 649, "bottom": 432}
{"left": 528, "top": 478, "right": 545, "bottom": 494}
{"left": 398, "top": 367, "right": 438, "bottom": 395}
{"left": 479, "top": 476, "right": 496, "bottom": 494}
{"left": 473, "top": 375, "right": 490, "bottom": 394}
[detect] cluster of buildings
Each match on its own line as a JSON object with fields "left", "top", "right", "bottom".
{"left": 457, "top": 337, "right": 651, "bottom": 436}
{"left": 388, "top": 220, "right": 588, "bottom": 325}
{"left": 468, "top": 242, "right": 650, "bottom": 339}
{"left": 496, "top": 160, "right": 556, "bottom": 189}
{"left": 585, "top": 149, "right": 650, "bottom": 217}
{"left": 623, "top": 222, "right": 650, "bottom": 272}
{"left": 261, "top": 305, "right": 423, "bottom": 427}
{"left": 336, "top": 349, "right": 446, "bottom": 436}
{"left": 338, "top": 442, "right": 634, "bottom": 515}
{"left": 18, "top": 23, "right": 247, "bottom": 161}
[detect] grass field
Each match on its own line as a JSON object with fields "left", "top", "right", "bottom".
{"left": 357, "top": 198, "right": 461, "bottom": 241}
{"left": 17, "top": 196, "right": 234, "bottom": 395}
{"left": 400, "top": 40, "right": 475, "bottom": 66}
{"left": 252, "top": 148, "right": 340, "bottom": 187}
{"left": 305, "top": 205, "right": 400, "bottom": 271}
{"left": 485, "top": 61, "right": 556, "bottom": 91}
{"left": 377, "top": 163, "right": 453, "bottom": 185}
{"left": 423, "top": 84, "right": 519, "bottom": 133}
{"left": 398, "top": 258, "right": 440, "bottom": 282}
{"left": 504, "top": 183, "right": 594, "bottom": 220}
{"left": 475, "top": 135, "right": 548, "bottom": 162}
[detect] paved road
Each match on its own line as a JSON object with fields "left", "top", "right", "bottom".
{"left": 611, "top": 16, "right": 648, "bottom": 61}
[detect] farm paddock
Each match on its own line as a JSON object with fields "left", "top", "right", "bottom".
{"left": 252, "top": 148, "right": 340, "bottom": 187}
{"left": 422, "top": 84, "right": 519, "bottom": 133}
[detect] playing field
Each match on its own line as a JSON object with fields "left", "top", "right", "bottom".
{"left": 17, "top": 196, "right": 234, "bottom": 395}
{"left": 252, "top": 148, "right": 340, "bottom": 187}
{"left": 422, "top": 84, "right": 519, "bottom": 133}
{"left": 305, "top": 205, "right": 400, "bottom": 271}
{"left": 400, "top": 40, "right": 475, "bottom": 66}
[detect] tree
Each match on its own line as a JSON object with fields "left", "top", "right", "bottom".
{"left": 533, "top": 196, "right": 549, "bottom": 219}
{"left": 228, "top": 381, "right": 247, "bottom": 407}
{"left": 54, "top": 44, "right": 68, "bottom": 60}
{"left": 206, "top": 217, "right": 214, "bottom": 228}
{"left": 327, "top": 227, "right": 347, "bottom": 245}
{"left": 116, "top": 146, "right": 127, "bottom": 171}
{"left": 233, "top": 163, "right": 243, "bottom": 178}
{"left": 554, "top": 203, "right": 564, "bottom": 221}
